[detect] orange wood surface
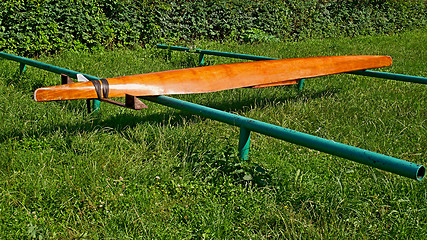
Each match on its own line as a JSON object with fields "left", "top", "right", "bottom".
{"left": 34, "top": 55, "right": 392, "bottom": 102}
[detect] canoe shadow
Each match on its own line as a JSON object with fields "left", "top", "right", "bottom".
{"left": 101, "top": 88, "right": 341, "bottom": 131}
{"left": 0, "top": 88, "right": 340, "bottom": 144}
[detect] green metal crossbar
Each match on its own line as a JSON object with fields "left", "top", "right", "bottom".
{"left": 0, "top": 51, "right": 424, "bottom": 181}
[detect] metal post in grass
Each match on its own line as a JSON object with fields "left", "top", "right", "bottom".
{"left": 297, "top": 79, "right": 305, "bottom": 90}
{"left": 198, "top": 53, "right": 205, "bottom": 66}
{"left": 19, "top": 63, "right": 26, "bottom": 74}
{"left": 238, "top": 127, "right": 251, "bottom": 161}
{"left": 0, "top": 51, "right": 101, "bottom": 113}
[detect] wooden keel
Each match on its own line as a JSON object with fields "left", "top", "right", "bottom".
{"left": 249, "top": 80, "right": 299, "bottom": 88}
{"left": 34, "top": 55, "right": 392, "bottom": 102}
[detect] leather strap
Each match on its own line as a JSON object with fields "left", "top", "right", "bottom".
{"left": 91, "top": 78, "right": 109, "bottom": 99}
{"left": 100, "top": 78, "right": 109, "bottom": 98}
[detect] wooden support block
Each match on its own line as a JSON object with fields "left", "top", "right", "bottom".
{"left": 61, "top": 74, "right": 74, "bottom": 84}
{"left": 125, "top": 94, "right": 148, "bottom": 110}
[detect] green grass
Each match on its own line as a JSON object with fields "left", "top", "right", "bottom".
{"left": 0, "top": 29, "right": 426, "bottom": 239}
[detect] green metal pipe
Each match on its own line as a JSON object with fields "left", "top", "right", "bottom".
{"left": 0, "top": 51, "right": 98, "bottom": 80}
{"left": 0, "top": 51, "right": 101, "bottom": 112}
{"left": 142, "top": 95, "right": 425, "bottom": 181}
{"left": 196, "top": 49, "right": 274, "bottom": 61}
{"left": 157, "top": 44, "right": 275, "bottom": 61}
{"left": 157, "top": 44, "right": 191, "bottom": 52}
{"left": 349, "top": 70, "right": 427, "bottom": 84}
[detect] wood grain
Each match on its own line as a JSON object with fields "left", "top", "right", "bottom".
{"left": 34, "top": 55, "right": 392, "bottom": 102}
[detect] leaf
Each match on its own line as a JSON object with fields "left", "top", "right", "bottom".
{"left": 243, "top": 174, "right": 253, "bottom": 181}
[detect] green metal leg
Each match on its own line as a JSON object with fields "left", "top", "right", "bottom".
{"left": 92, "top": 100, "right": 100, "bottom": 113}
{"left": 198, "top": 53, "right": 205, "bottom": 66}
{"left": 167, "top": 49, "right": 172, "bottom": 61}
{"left": 86, "top": 99, "right": 101, "bottom": 114}
{"left": 238, "top": 127, "right": 251, "bottom": 161}
{"left": 19, "top": 63, "right": 26, "bottom": 74}
{"left": 297, "top": 79, "right": 305, "bottom": 90}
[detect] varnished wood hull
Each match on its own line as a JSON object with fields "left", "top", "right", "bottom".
{"left": 34, "top": 55, "right": 392, "bottom": 102}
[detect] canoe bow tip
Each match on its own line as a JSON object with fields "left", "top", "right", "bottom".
{"left": 33, "top": 87, "right": 50, "bottom": 102}
{"left": 33, "top": 88, "right": 40, "bottom": 102}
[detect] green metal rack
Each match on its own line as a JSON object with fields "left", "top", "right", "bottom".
{"left": 0, "top": 50, "right": 424, "bottom": 181}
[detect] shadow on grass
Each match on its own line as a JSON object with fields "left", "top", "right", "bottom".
{"left": 198, "top": 88, "right": 341, "bottom": 113}
{"left": 0, "top": 88, "right": 340, "bottom": 144}
{"left": 170, "top": 143, "right": 273, "bottom": 187}
{"left": 95, "top": 87, "right": 341, "bottom": 132}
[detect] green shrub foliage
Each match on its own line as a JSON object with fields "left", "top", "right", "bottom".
{"left": 0, "top": 0, "right": 425, "bottom": 56}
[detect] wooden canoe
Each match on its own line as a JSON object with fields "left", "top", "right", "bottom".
{"left": 34, "top": 55, "right": 392, "bottom": 102}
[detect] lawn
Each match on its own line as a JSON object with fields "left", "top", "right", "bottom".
{"left": 0, "top": 29, "right": 426, "bottom": 239}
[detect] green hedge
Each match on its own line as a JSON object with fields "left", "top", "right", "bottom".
{"left": 0, "top": 0, "right": 425, "bottom": 56}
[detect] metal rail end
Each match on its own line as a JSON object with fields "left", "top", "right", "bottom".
{"left": 416, "top": 165, "right": 425, "bottom": 181}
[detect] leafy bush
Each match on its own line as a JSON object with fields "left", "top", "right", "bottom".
{"left": 0, "top": 0, "right": 425, "bottom": 56}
